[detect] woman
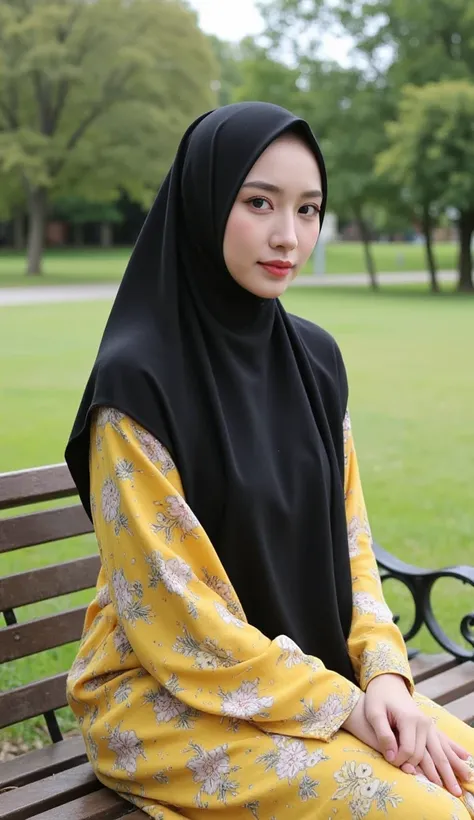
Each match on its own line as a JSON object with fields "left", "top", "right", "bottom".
{"left": 65, "top": 102, "right": 474, "bottom": 819}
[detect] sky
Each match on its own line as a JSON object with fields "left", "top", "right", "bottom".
{"left": 188, "top": 0, "right": 353, "bottom": 65}
{"left": 188, "top": 0, "right": 264, "bottom": 42}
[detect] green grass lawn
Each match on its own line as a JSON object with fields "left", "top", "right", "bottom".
{"left": 0, "top": 241, "right": 458, "bottom": 287}
{"left": 1, "top": 288, "right": 473, "bottom": 745}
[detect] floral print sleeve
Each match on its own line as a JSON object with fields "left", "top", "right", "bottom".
{"left": 343, "top": 411, "right": 414, "bottom": 693}
{"left": 89, "top": 408, "right": 361, "bottom": 742}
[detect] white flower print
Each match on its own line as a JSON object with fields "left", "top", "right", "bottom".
{"left": 115, "top": 458, "right": 135, "bottom": 482}
{"left": 295, "top": 688, "right": 360, "bottom": 738}
{"left": 96, "top": 407, "right": 127, "bottom": 438}
{"left": 201, "top": 568, "right": 246, "bottom": 620}
{"left": 219, "top": 680, "right": 274, "bottom": 719}
{"left": 105, "top": 723, "right": 146, "bottom": 776}
{"left": 333, "top": 761, "right": 402, "bottom": 819}
{"left": 353, "top": 592, "right": 393, "bottom": 623}
{"left": 83, "top": 671, "right": 118, "bottom": 692}
{"left": 214, "top": 601, "right": 245, "bottom": 628}
{"left": 147, "top": 551, "right": 193, "bottom": 595}
{"left": 97, "top": 584, "right": 112, "bottom": 609}
{"left": 146, "top": 551, "right": 198, "bottom": 618}
{"left": 414, "top": 772, "right": 441, "bottom": 794}
{"left": 173, "top": 626, "right": 238, "bottom": 669}
{"left": 144, "top": 679, "right": 199, "bottom": 729}
{"left": 343, "top": 411, "right": 353, "bottom": 466}
{"left": 347, "top": 515, "right": 371, "bottom": 558}
{"left": 114, "top": 677, "right": 133, "bottom": 704}
{"left": 113, "top": 624, "right": 133, "bottom": 663}
{"left": 101, "top": 477, "right": 120, "bottom": 523}
{"left": 360, "top": 643, "right": 411, "bottom": 689}
{"left": 258, "top": 735, "right": 328, "bottom": 784}
{"left": 68, "top": 650, "right": 94, "bottom": 682}
{"left": 152, "top": 494, "right": 200, "bottom": 543}
{"left": 343, "top": 410, "right": 352, "bottom": 442}
{"left": 275, "top": 635, "right": 323, "bottom": 671}
{"left": 186, "top": 742, "right": 239, "bottom": 806}
{"left": 369, "top": 566, "right": 383, "bottom": 589}
{"left": 131, "top": 423, "right": 176, "bottom": 474}
{"left": 112, "top": 569, "right": 152, "bottom": 626}
{"left": 101, "top": 476, "right": 131, "bottom": 535}
{"left": 86, "top": 732, "right": 98, "bottom": 763}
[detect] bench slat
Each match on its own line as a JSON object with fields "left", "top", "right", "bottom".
{"left": 0, "top": 506, "right": 93, "bottom": 555}
{"left": 0, "top": 465, "right": 77, "bottom": 511}
{"left": 0, "top": 556, "right": 100, "bottom": 610}
{"left": 409, "top": 653, "right": 460, "bottom": 684}
{"left": 31, "top": 788, "right": 135, "bottom": 820}
{"left": 116, "top": 813, "right": 148, "bottom": 819}
{"left": 0, "top": 737, "right": 87, "bottom": 791}
{"left": 416, "top": 662, "right": 474, "bottom": 705}
{"left": 0, "top": 607, "right": 87, "bottom": 664}
{"left": 0, "top": 673, "right": 69, "bottom": 730}
{"left": 444, "top": 692, "right": 474, "bottom": 724}
{"left": 0, "top": 762, "right": 100, "bottom": 820}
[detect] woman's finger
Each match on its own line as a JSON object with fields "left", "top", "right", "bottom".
{"left": 406, "top": 719, "right": 430, "bottom": 768}
{"left": 394, "top": 720, "right": 417, "bottom": 767}
{"left": 426, "top": 729, "right": 462, "bottom": 797}
{"left": 367, "top": 711, "right": 398, "bottom": 762}
{"left": 446, "top": 736, "right": 471, "bottom": 762}
{"left": 443, "top": 736, "right": 472, "bottom": 783}
{"left": 417, "top": 750, "right": 443, "bottom": 788}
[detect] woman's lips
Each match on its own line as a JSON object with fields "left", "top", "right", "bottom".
{"left": 258, "top": 261, "right": 294, "bottom": 278}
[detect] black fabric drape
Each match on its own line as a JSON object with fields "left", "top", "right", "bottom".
{"left": 65, "top": 101, "right": 356, "bottom": 683}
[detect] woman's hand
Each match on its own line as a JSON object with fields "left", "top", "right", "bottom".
{"left": 364, "top": 673, "right": 470, "bottom": 796}
{"left": 341, "top": 691, "right": 381, "bottom": 751}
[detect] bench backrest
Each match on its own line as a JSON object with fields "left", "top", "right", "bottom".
{"left": 0, "top": 464, "right": 98, "bottom": 742}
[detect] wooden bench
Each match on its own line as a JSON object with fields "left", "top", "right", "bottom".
{"left": 1, "top": 464, "right": 473, "bottom": 820}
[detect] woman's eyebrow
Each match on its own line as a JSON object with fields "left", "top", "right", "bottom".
{"left": 241, "top": 180, "right": 322, "bottom": 198}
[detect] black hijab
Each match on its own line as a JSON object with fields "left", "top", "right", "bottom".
{"left": 66, "top": 101, "right": 356, "bottom": 683}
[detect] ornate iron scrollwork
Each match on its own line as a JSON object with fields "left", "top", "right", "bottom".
{"left": 374, "top": 541, "right": 474, "bottom": 661}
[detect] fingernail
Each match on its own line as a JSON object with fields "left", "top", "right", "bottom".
{"left": 386, "top": 751, "right": 395, "bottom": 762}
{"left": 454, "top": 786, "right": 462, "bottom": 796}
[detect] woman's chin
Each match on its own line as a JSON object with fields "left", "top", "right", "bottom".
{"left": 245, "top": 272, "right": 295, "bottom": 299}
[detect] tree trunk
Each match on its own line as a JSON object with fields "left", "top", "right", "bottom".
{"left": 73, "top": 223, "right": 85, "bottom": 246}
{"left": 13, "top": 213, "right": 25, "bottom": 250}
{"left": 457, "top": 211, "right": 474, "bottom": 292}
{"left": 421, "top": 207, "right": 438, "bottom": 293}
{"left": 26, "top": 187, "right": 48, "bottom": 275}
{"left": 100, "top": 221, "right": 113, "bottom": 247}
{"left": 356, "top": 216, "right": 378, "bottom": 289}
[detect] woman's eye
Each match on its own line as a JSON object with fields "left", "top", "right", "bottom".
{"left": 249, "top": 197, "right": 270, "bottom": 210}
{"left": 299, "top": 204, "right": 319, "bottom": 216}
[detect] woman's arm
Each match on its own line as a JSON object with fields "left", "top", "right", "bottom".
{"left": 89, "top": 407, "right": 361, "bottom": 742}
{"left": 343, "top": 411, "right": 414, "bottom": 692}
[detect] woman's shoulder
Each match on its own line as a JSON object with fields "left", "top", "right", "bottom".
{"left": 287, "top": 312, "right": 348, "bottom": 408}
{"left": 287, "top": 312, "right": 342, "bottom": 361}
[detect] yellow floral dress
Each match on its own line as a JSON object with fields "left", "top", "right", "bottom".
{"left": 67, "top": 408, "right": 474, "bottom": 820}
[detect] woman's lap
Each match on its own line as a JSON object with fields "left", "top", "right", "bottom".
{"left": 86, "top": 682, "right": 474, "bottom": 819}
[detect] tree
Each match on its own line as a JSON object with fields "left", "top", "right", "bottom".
{"left": 0, "top": 0, "right": 217, "bottom": 275}
{"left": 52, "top": 197, "right": 122, "bottom": 246}
{"left": 208, "top": 36, "right": 243, "bottom": 107}
{"left": 378, "top": 81, "right": 474, "bottom": 292}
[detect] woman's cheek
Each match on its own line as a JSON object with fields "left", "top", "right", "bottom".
{"left": 226, "top": 210, "right": 261, "bottom": 254}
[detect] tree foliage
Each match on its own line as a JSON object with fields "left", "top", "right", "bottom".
{"left": 0, "top": 0, "right": 217, "bottom": 273}
{"left": 378, "top": 81, "right": 474, "bottom": 290}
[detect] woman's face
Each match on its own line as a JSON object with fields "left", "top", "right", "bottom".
{"left": 223, "top": 133, "right": 323, "bottom": 299}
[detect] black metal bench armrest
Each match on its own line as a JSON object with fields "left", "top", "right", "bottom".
{"left": 373, "top": 541, "right": 474, "bottom": 661}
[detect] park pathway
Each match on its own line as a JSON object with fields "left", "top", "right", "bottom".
{"left": 0, "top": 270, "right": 457, "bottom": 307}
